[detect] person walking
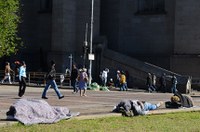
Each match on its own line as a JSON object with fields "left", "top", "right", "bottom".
{"left": 146, "top": 73, "right": 155, "bottom": 92}
{"left": 14, "top": 61, "right": 21, "bottom": 82}
{"left": 159, "top": 73, "right": 167, "bottom": 92}
{"left": 101, "top": 68, "right": 109, "bottom": 86}
{"left": 18, "top": 61, "right": 27, "bottom": 97}
{"left": 78, "top": 68, "right": 88, "bottom": 96}
{"left": 152, "top": 73, "right": 157, "bottom": 91}
{"left": 1, "top": 62, "right": 14, "bottom": 84}
{"left": 171, "top": 75, "right": 178, "bottom": 93}
{"left": 42, "top": 61, "right": 64, "bottom": 99}
{"left": 71, "top": 64, "right": 79, "bottom": 93}
{"left": 115, "top": 70, "right": 121, "bottom": 88}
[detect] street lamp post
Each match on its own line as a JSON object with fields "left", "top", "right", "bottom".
{"left": 83, "top": 23, "right": 88, "bottom": 68}
{"left": 88, "top": 0, "right": 94, "bottom": 85}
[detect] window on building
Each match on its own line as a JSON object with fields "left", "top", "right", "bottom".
{"left": 136, "top": 0, "right": 166, "bottom": 15}
{"left": 39, "top": 0, "right": 52, "bottom": 13}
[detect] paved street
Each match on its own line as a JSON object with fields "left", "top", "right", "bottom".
{"left": 0, "top": 85, "right": 200, "bottom": 125}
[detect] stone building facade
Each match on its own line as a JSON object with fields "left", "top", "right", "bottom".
{"left": 7, "top": 0, "right": 200, "bottom": 79}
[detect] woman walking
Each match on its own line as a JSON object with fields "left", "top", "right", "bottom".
{"left": 78, "top": 68, "right": 88, "bottom": 96}
{"left": 18, "top": 61, "right": 27, "bottom": 97}
{"left": 1, "top": 62, "right": 14, "bottom": 84}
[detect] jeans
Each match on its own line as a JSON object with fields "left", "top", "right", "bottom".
{"left": 18, "top": 77, "right": 26, "bottom": 97}
{"left": 120, "top": 83, "right": 127, "bottom": 91}
{"left": 148, "top": 85, "right": 155, "bottom": 92}
{"left": 144, "top": 102, "right": 157, "bottom": 111}
{"left": 102, "top": 77, "right": 107, "bottom": 86}
{"left": 171, "top": 84, "right": 177, "bottom": 93}
{"left": 71, "top": 79, "right": 78, "bottom": 92}
{"left": 42, "top": 80, "right": 63, "bottom": 98}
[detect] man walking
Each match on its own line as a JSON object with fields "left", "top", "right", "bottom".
{"left": 42, "top": 61, "right": 64, "bottom": 99}
{"left": 71, "top": 64, "right": 79, "bottom": 93}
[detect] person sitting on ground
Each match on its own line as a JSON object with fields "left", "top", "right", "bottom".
{"left": 165, "top": 92, "right": 194, "bottom": 108}
{"left": 108, "top": 78, "right": 115, "bottom": 89}
{"left": 113, "top": 99, "right": 163, "bottom": 117}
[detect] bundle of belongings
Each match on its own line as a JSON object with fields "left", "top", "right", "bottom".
{"left": 6, "top": 99, "right": 80, "bottom": 125}
{"left": 165, "top": 92, "right": 194, "bottom": 108}
{"left": 112, "top": 99, "right": 163, "bottom": 117}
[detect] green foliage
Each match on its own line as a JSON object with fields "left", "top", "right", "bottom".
{"left": 1, "top": 111, "right": 200, "bottom": 131}
{"left": 0, "top": 0, "right": 22, "bottom": 57}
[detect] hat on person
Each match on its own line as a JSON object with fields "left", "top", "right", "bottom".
{"left": 83, "top": 68, "right": 87, "bottom": 72}
{"left": 171, "top": 95, "right": 180, "bottom": 103}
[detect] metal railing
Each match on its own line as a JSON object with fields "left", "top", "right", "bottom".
{"left": 0, "top": 70, "right": 71, "bottom": 87}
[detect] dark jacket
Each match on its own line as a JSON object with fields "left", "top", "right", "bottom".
{"left": 70, "top": 68, "right": 78, "bottom": 80}
{"left": 174, "top": 92, "right": 193, "bottom": 108}
{"left": 47, "top": 66, "right": 56, "bottom": 80}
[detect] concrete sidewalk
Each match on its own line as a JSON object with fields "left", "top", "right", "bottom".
{"left": 0, "top": 85, "right": 200, "bottom": 126}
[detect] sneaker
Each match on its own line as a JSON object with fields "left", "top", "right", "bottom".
{"left": 59, "top": 96, "right": 64, "bottom": 99}
{"left": 42, "top": 96, "right": 48, "bottom": 99}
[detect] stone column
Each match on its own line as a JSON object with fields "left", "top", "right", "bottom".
{"left": 49, "top": 0, "right": 76, "bottom": 72}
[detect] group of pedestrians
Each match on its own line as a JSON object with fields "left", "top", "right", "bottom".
{"left": 1, "top": 61, "right": 27, "bottom": 97}
{"left": 146, "top": 72, "right": 178, "bottom": 93}
{"left": 0, "top": 59, "right": 179, "bottom": 99}
{"left": 99, "top": 69, "right": 128, "bottom": 91}
{"left": 146, "top": 73, "right": 157, "bottom": 93}
{"left": 69, "top": 64, "right": 89, "bottom": 97}
{"left": 0, "top": 60, "right": 90, "bottom": 99}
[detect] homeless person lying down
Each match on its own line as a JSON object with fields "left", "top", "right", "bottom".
{"left": 165, "top": 92, "right": 194, "bottom": 108}
{"left": 113, "top": 99, "right": 164, "bottom": 117}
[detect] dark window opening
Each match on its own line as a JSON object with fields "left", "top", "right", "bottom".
{"left": 136, "top": 0, "right": 166, "bottom": 15}
{"left": 38, "top": 0, "right": 52, "bottom": 13}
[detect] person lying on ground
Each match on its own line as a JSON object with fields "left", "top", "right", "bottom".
{"left": 165, "top": 92, "right": 194, "bottom": 108}
{"left": 113, "top": 99, "right": 163, "bottom": 117}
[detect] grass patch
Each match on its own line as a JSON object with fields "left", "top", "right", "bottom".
{"left": 1, "top": 111, "right": 200, "bottom": 132}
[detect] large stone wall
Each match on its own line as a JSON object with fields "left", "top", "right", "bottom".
{"left": 16, "top": 0, "right": 100, "bottom": 72}
{"left": 17, "top": 0, "right": 52, "bottom": 71}
{"left": 171, "top": 0, "right": 200, "bottom": 77}
{"left": 100, "top": 0, "right": 175, "bottom": 69}
{"left": 174, "top": 0, "right": 200, "bottom": 54}
{"left": 6, "top": 0, "right": 200, "bottom": 79}
{"left": 50, "top": 0, "right": 101, "bottom": 72}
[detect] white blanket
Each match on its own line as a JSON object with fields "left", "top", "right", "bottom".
{"left": 7, "top": 99, "right": 79, "bottom": 125}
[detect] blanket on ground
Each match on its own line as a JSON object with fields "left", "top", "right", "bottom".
{"left": 6, "top": 99, "right": 79, "bottom": 125}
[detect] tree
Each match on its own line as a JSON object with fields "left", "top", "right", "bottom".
{"left": 0, "top": 0, "right": 22, "bottom": 57}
